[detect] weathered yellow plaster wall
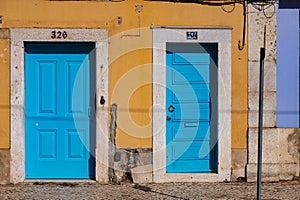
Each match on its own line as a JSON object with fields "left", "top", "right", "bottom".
{"left": 0, "top": 30, "right": 10, "bottom": 149}
{"left": 0, "top": 0, "right": 247, "bottom": 149}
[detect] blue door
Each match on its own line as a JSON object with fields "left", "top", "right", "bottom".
{"left": 25, "top": 43, "right": 95, "bottom": 179}
{"left": 166, "top": 48, "right": 216, "bottom": 173}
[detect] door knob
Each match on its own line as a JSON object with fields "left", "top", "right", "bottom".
{"left": 168, "top": 105, "right": 175, "bottom": 112}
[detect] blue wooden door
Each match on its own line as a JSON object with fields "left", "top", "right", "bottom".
{"left": 25, "top": 43, "right": 95, "bottom": 179}
{"left": 166, "top": 52, "right": 212, "bottom": 173}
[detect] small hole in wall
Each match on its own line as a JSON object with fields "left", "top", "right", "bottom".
{"left": 0, "top": 16, "right": 2, "bottom": 24}
{"left": 117, "top": 16, "right": 122, "bottom": 25}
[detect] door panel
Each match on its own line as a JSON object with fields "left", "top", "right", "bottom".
{"left": 38, "top": 129, "right": 57, "bottom": 160}
{"left": 172, "top": 103, "right": 210, "bottom": 121}
{"left": 166, "top": 51, "right": 213, "bottom": 173}
{"left": 67, "top": 61, "right": 88, "bottom": 117}
{"left": 172, "top": 122, "right": 210, "bottom": 140}
{"left": 172, "top": 140, "right": 210, "bottom": 159}
{"left": 38, "top": 61, "right": 58, "bottom": 115}
{"left": 66, "top": 129, "right": 87, "bottom": 160}
{"left": 171, "top": 85, "right": 210, "bottom": 102}
{"left": 25, "top": 46, "right": 94, "bottom": 179}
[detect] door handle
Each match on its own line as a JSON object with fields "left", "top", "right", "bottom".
{"left": 168, "top": 105, "right": 175, "bottom": 112}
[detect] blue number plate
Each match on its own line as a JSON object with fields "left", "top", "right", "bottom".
{"left": 186, "top": 32, "right": 198, "bottom": 40}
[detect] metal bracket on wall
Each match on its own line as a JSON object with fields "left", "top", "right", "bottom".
{"left": 135, "top": 5, "right": 143, "bottom": 13}
{"left": 121, "top": 5, "right": 143, "bottom": 38}
{"left": 238, "top": 0, "right": 246, "bottom": 51}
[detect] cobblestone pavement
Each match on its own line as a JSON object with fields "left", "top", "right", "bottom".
{"left": 0, "top": 179, "right": 299, "bottom": 200}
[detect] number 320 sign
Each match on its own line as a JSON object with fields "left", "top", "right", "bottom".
{"left": 51, "top": 31, "right": 68, "bottom": 39}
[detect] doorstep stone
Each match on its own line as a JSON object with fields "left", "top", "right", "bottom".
{"left": 131, "top": 164, "right": 153, "bottom": 183}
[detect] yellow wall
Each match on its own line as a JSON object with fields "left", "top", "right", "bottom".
{"left": 0, "top": 0, "right": 248, "bottom": 149}
{"left": 0, "top": 37, "right": 10, "bottom": 149}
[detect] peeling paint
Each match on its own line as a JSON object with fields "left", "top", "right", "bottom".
{"left": 287, "top": 129, "right": 300, "bottom": 168}
{"left": 231, "top": 149, "right": 247, "bottom": 181}
{"left": 0, "top": 150, "right": 11, "bottom": 184}
{"left": 108, "top": 105, "right": 153, "bottom": 184}
{"left": 287, "top": 130, "right": 298, "bottom": 158}
{"left": 0, "top": 29, "right": 9, "bottom": 39}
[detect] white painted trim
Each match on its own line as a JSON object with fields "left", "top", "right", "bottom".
{"left": 152, "top": 28, "right": 232, "bottom": 182}
{"left": 10, "top": 28, "right": 109, "bottom": 183}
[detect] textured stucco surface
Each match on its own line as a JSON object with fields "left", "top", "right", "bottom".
{"left": 0, "top": 29, "right": 10, "bottom": 149}
{"left": 1, "top": 0, "right": 248, "bottom": 149}
{"left": 247, "top": 128, "right": 299, "bottom": 182}
{"left": 0, "top": 0, "right": 258, "bottom": 183}
{"left": 231, "top": 149, "right": 247, "bottom": 181}
{"left": 247, "top": 4, "right": 277, "bottom": 126}
{"left": 246, "top": 4, "right": 299, "bottom": 182}
{"left": 0, "top": 149, "right": 10, "bottom": 184}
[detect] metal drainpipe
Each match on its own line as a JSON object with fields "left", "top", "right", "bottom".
{"left": 257, "top": 25, "right": 266, "bottom": 200}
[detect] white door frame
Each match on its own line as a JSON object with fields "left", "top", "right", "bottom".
{"left": 152, "top": 27, "right": 232, "bottom": 182}
{"left": 10, "top": 28, "right": 109, "bottom": 183}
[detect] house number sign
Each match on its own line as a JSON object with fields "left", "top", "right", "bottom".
{"left": 186, "top": 31, "right": 197, "bottom": 40}
{"left": 51, "top": 31, "right": 68, "bottom": 39}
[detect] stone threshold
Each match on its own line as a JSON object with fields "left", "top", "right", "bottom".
{"left": 24, "top": 179, "right": 96, "bottom": 183}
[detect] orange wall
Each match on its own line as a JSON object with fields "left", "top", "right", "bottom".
{"left": 0, "top": 0, "right": 248, "bottom": 149}
{"left": 0, "top": 38, "right": 10, "bottom": 149}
